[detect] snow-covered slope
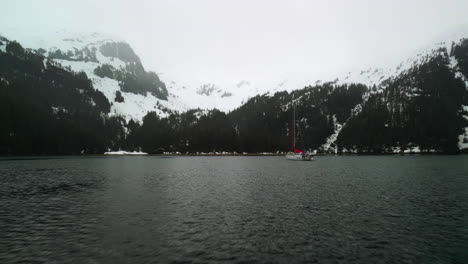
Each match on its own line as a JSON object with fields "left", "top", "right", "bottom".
{"left": 167, "top": 78, "right": 315, "bottom": 112}
{"left": 53, "top": 58, "right": 187, "bottom": 122}
{"left": 0, "top": 28, "right": 188, "bottom": 122}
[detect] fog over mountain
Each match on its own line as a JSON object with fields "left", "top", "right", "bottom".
{"left": 2, "top": 0, "right": 468, "bottom": 87}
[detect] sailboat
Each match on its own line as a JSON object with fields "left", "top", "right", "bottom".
{"left": 286, "top": 104, "right": 315, "bottom": 161}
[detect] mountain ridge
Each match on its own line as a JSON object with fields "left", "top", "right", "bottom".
{"left": 1, "top": 28, "right": 468, "bottom": 154}
{"left": 3, "top": 27, "right": 467, "bottom": 114}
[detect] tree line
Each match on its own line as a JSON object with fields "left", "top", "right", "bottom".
{"left": 1, "top": 39, "right": 468, "bottom": 155}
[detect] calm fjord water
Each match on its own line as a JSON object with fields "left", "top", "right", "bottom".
{"left": 0, "top": 156, "right": 467, "bottom": 263}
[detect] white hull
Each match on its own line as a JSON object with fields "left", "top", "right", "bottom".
{"left": 286, "top": 153, "right": 314, "bottom": 161}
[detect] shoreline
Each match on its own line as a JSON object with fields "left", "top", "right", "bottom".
{"left": 0, "top": 153, "right": 468, "bottom": 160}
{"left": 1, "top": 152, "right": 466, "bottom": 158}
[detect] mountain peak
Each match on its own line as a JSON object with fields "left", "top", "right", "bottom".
{"left": 0, "top": 28, "right": 124, "bottom": 52}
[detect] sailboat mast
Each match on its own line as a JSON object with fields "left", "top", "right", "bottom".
{"left": 293, "top": 104, "right": 296, "bottom": 149}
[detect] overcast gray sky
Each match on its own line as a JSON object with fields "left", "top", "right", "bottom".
{"left": 2, "top": 0, "right": 468, "bottom": 84}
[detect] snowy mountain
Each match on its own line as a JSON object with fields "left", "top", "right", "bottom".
{"left": 1, "top": 27, "right": 467, "bottom": 154}
{"left": 2, "top": 27, "right": 467, "bottom": 117}
{"left": 166, "top": 28, "right": 468, "bottom": 114}
{"left": 0, "top": 29, "right": 188, "bottom": 122}
{"left": 223, "top": 33, "right": 468, "bottom": 154}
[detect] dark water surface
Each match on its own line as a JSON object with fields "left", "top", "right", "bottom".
{"left": 1, "top": 156, "right": 467, "bottom": 263}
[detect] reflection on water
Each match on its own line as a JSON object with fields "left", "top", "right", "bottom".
{"left": 1, "top": 156, "right": 467, "bottom": 263}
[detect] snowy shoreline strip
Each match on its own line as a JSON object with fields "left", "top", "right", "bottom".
{"left": 104, "top": 151, "right": 148, "bottom": 155}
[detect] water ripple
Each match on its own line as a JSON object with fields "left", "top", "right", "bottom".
{"left": 0, "top": 156, "right": 467, "bottom": 263}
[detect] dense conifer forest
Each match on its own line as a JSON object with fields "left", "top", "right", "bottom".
{"left": 1, "top": 38, "right": 468, "bottom": 155}
{"left": 0, "top": 40, "right": 125, "bottom": 155}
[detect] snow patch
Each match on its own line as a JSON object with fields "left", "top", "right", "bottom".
{"left": 320, "top": 103, "right": 364, "bottom": 153}
{"left": 51, "top": 106, "right": 68, "bottom": 114}
{"left": 449, "top": 56, "right": 468, "bottom": 88}
{"left": 194, "top": 109, "right": 210, "bottom": 120}
{"left": 104, "top": 150, "right": 148, "bottom": 155}
{"left": 449, "top": 55, "right": 468, "bottom": 150}
{"left": 403, "top": 146, "right": 422, "bottom": 154}
{"left": 320, "top": 115, "right": 343, "bottom": 153}
{"left": 0, "top": 77, "right": 9, "bottom": 85}
{"left": 459, "top": 105, "right": 468, "bottom": 150}
{"left": 458, "top": 127, "right": 468, "bottom": 150}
